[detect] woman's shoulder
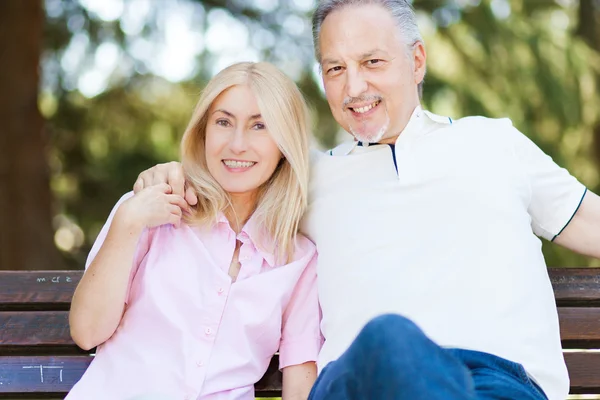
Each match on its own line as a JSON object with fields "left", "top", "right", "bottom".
{"left": 290, "top": 233, "right": 317, "bottom": 264}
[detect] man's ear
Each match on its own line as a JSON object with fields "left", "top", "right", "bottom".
{"left": 412, "top": 42, "right": 427, "bottom": 84}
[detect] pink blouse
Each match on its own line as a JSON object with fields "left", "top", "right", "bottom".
{"left": 66, "top": 193, "right": 321, "bottom": 400}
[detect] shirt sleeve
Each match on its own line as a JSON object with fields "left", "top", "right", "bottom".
{"left": 278, "top": 250, "right": 322, "bottom": 369}
{"left": 508, "top": 125, "right": 587, "bottom": 241}
{"left": 85, "top": 191, "right": 150, "bottom": 303}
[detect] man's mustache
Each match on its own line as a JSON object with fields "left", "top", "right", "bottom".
{"left": 343, "top": 95, "right": 383, "bottom": 109}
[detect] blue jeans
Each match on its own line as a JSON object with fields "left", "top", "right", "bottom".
{"left": 309, "top": 314, "right": 548, "bottom": 400}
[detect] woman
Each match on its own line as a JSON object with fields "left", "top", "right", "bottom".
{"left": 67, "top": 62, "right": 321, "bottom": 400}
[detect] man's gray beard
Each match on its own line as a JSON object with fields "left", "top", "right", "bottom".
{"left": 349, "top": 118, "right": 390, "bottom": 144}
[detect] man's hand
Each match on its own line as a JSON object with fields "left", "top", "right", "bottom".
{"left": 133, "top": 162, "right": 198, "bottom": 206}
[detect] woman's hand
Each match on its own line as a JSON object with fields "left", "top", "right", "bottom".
{"left": 118, "top": 183, "right": 189, "bottom": 230}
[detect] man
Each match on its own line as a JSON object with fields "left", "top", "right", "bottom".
{"left": 134, "top": 1, "right": 600, "bottom": 399}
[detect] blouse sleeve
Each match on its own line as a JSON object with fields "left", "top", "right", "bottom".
{"left": 85, "top": 191, "right": 150, "bottom": 303}
{"left": 278, "top": 250, "right": 323, "bottom": 369}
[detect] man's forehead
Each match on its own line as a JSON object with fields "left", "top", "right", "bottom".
{"left": 318, "top": 5, "right": 402, "bottom": 64}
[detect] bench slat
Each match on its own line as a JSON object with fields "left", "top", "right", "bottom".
{"left": 0, "top": 356, "right": 280, "bottom": 396}
{"left": 6, "top": 310, "right": 594, "bottom": 350}
{"left": 0, "top": 272, "right": 81, "bottom": 310}
{"left": 558, "top": 307, "right": 600, "bottom": 347}
{"left": 1, "top": 268, "right": 596, "bottom": 306}
{"left": 549, "top": 268, "right": 600, "bottom": 306}
{"left": 0, "top": 353, "right": 598, "bottom": 395}
{"left": 0, "top": 356, "right": 91, "bottom": 393}
{"left": 0, "top": 312, "right": 76, "bottom": 350}
{"left": 564, "top": 352, "right": 600, "bottom": 394}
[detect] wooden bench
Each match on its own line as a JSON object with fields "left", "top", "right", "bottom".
{"left": 0, "top": 269, "right": 598, "bottom": 398}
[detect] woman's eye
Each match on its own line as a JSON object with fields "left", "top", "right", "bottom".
{"left": 216, "top": 119, "right": 231, "bottom": 127}
{"left": 252, "top": 122, "right": 266, "bottom": 130}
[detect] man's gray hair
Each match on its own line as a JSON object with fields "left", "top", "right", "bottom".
{"left": 312, "top": 0, "right": 423, "bottom": 62}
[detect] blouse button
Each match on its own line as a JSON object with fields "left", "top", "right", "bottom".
{"left": 217, "top": 287, "right": 224, "bottom": 295}
{"left": 205, "top": 327, "right": 212, "bottom": 335}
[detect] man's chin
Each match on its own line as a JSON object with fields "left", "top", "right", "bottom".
{"left": 351, "top": 128, "right": 387, "bottom": 144}
{"left": 348, "top": 118, "right": 390, "bottom": 144}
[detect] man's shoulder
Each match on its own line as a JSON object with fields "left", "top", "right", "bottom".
{"left": 449, "top": 114, "right": 514, "bottom": 132}
{"left": 437, "top": 113, "right": 522, "bottom": 147}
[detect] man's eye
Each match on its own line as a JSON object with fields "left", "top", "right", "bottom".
{"left": 327, "top": 66, "right": 343, "bottom": 74}
{"left": 366, "top": 59, "right": 382, "bottom": 66}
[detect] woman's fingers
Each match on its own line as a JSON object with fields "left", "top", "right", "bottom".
{"left": 167, "top": 205, "right": 182, "bottom": 228}
{"left": 167, "top": 213, "right": 181, "bottom": 228}
{"left": 168, "top": 204, "right": 183, "bottom": 216}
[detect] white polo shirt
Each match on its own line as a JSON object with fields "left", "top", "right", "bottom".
{"left": 301, "top": 106, "right": 587, "bottom": 400}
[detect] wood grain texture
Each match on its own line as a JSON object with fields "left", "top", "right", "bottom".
{"left": 0, "top": 271, "right": 81, "bottom": 310}
{"left": 0, "top": 312, "right": 74, "bottom": 349}
{"left": 2, "top": 307, "right": 597, "bottom": 351}
{"left": 558, "top": 308, "right": 600, "bottom": 348}
{"left": 549, "top": 268, "right": 600, "bottom": 306}
{"left": 564, "top": 352, "right": 600, "bottom": 394}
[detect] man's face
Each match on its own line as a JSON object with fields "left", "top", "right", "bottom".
{"left": 318, "top": 4, "right": 426, "bottom": 144}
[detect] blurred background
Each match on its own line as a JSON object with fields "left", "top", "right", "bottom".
{"left": 1, "top": 0, "right": 600, "bottom": 271}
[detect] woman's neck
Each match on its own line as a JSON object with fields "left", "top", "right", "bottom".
{"left": 225, "top": 192, "right": 257, "bottom": 234}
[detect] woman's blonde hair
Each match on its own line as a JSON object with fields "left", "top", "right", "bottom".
{"left": 180, "top": 62, "right": 310, "bottom": 264}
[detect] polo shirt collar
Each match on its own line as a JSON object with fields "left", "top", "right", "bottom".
{"left": 330, "top": 105, "right": 452, "bottom": 156}
{"left": 398, "top": 106, "right": 453, "bottom": 143}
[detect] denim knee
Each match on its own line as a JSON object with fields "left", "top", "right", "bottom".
{"left": 357, "top": 314, "right": 426, "bottom": 351}
{"left": 362, "top": 314, "right": 422, "bottom": 336}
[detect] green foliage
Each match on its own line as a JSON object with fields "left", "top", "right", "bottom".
{"left": 41, "top": 0, "right": 600, "bottom": 267}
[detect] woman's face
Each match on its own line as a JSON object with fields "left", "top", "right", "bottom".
{"left": 205, "top": 84, "right": 282, "bottom": 198}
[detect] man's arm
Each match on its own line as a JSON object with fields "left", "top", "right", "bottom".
{"left": 134, "top": 162, "right": 198, "bottom": 206}
{"left": 553, "top": 190, "right": 600, "bottom": 259}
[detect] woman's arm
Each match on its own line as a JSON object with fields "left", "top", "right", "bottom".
{"left": 69, "top": 184, "right": 186, "bottom": 350}
{"left": 282, "top": 362, "right": 317, "bottom": 400}
{"left": 279, "top": 248, "right": 321, "bottom": 400}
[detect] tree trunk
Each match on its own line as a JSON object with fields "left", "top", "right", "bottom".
{"left": 0, "top": 0, "right": 63, "bottom": 270}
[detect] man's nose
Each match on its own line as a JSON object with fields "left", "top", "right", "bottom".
{"left": 345, "top": 68, "right": 368, "bottom": 99}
